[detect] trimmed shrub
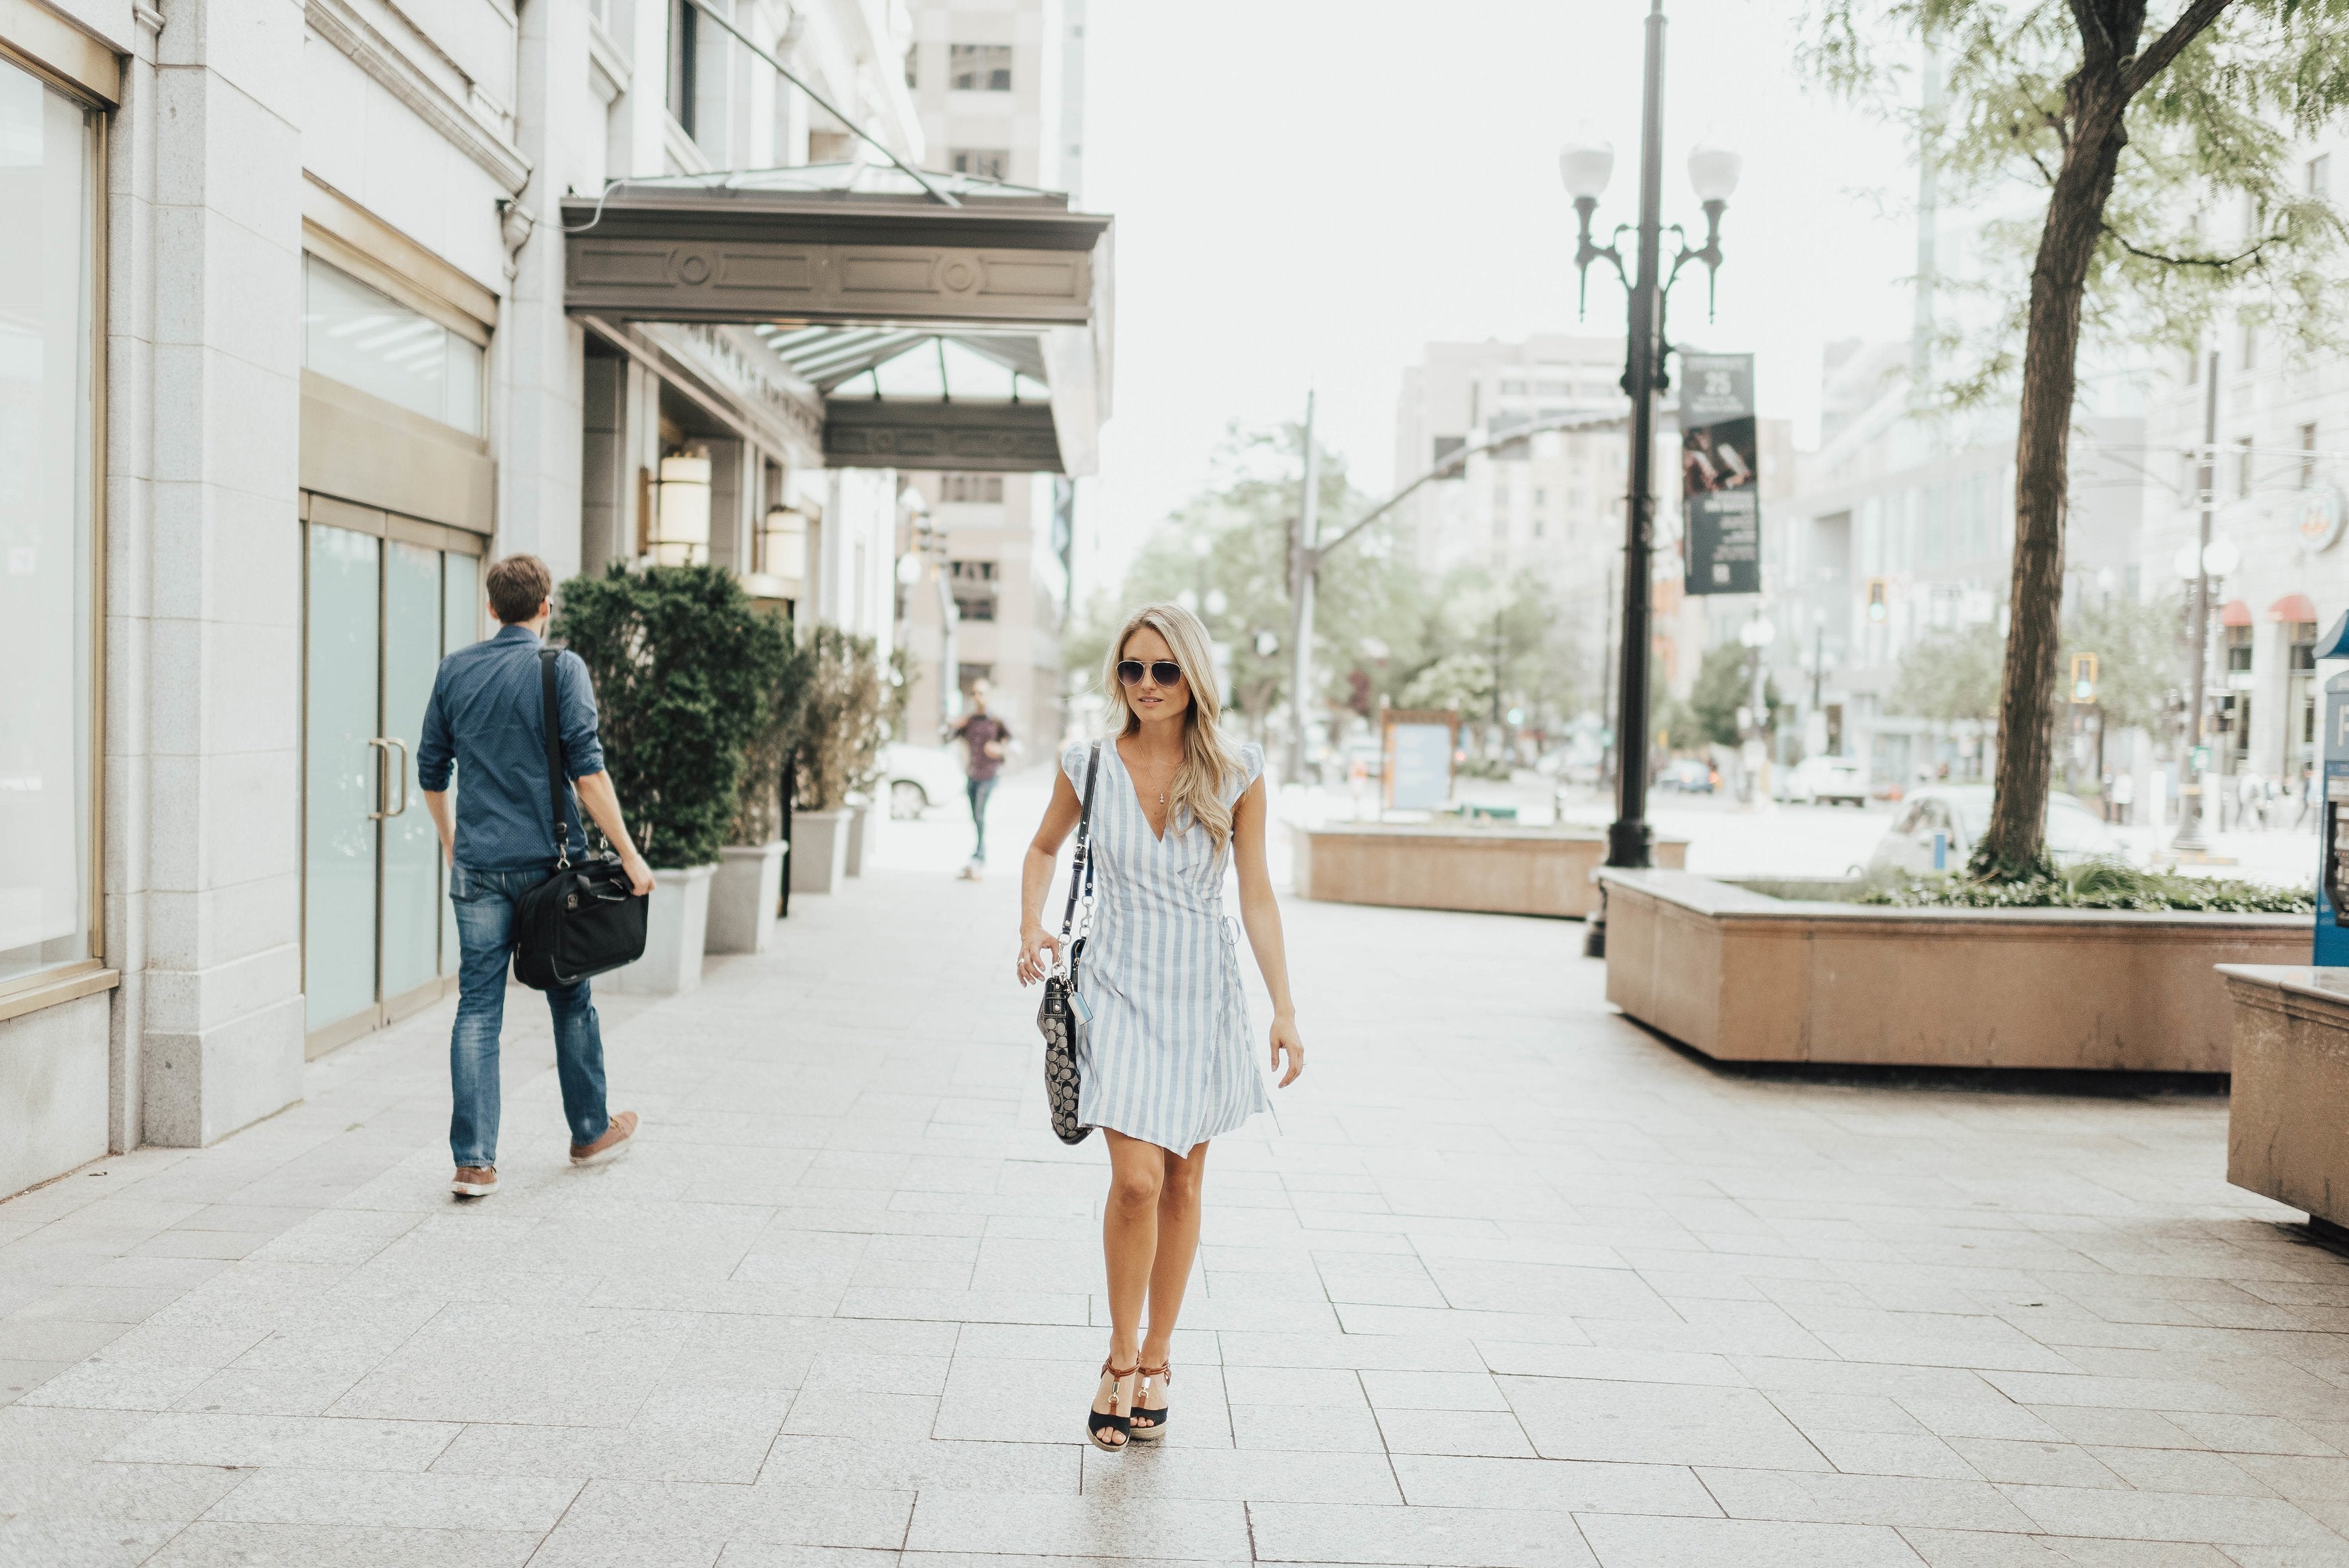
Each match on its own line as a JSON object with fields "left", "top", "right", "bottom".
{"left": 795, "top": 626, "right": 887, "bottom": 812}
{"left": 731, "top": 613, "right": 816, "bottom": 846}
{"left": 554, "top": 562, "right": 785, "bottom": 868}
{"left": 1856, "top": 861, "right": 2312, "bottom": 914}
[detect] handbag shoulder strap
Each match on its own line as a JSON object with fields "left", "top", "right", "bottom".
{"left": 1057, "top": 741, "right": 1102, "bottom": 939}
{"left": 540, "top": 647, "right": 571, "bottom": 870}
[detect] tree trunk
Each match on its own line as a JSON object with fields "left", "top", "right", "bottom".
{"left": 1974, "top": 75, "right": 2132, "bottom": 878}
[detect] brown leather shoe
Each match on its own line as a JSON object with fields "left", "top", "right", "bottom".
{"left": 570, "top": 1110, "right": 638, "bottom": 1166}
{"left": 451, "top": 1166, "right": 497, "bottom": 1197}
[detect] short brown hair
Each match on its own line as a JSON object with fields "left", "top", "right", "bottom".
{"left": 486, "top": 555, "right": 553, "bottom": 623}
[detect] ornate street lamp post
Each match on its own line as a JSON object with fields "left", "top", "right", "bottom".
{"left": 1563, "top": 0, "right": 1739, "bottom": 957}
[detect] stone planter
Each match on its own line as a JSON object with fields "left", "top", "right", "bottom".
{"left": 2220, "top": 966, "right": 2349, "bottom": 1231}
{"left": 1294, "top": 823, "right": 1687, "bottom": 919}
{"left": 706, "top": 842, "right": 784, "bottom": 955}
{"left": 604, "top": 863, "right": 714, "bottom": 996}
{"left": 1599, "top": 869, "right": 2305, "bottom": 1071}
{"left": 845, "top": 797, "right": 872, "bottom": 878}
{"left": 790, "top": 807, "right": 852, "bottom": 895}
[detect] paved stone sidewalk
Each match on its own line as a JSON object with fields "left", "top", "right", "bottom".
{"left": 4, "top": 820, "right": 2348, "bottom": 1567}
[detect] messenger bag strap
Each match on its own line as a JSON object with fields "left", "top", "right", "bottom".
{"left": 540, "top": 648, "right": 571, "bottom": 870}
{"left": 1057, "top": 741, "right": 1102, "bottom": 940}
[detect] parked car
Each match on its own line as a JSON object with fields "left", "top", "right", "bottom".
{"left": 1779, "top": 754, "right": 1869, "bottom": 807}
{"left": 880, "top": 743, "right": 966, "bottom": 820}
{"left": 1658, "top": 758, "right": 1716, "bottom": 793}
{"left": 1866, "top": 786, "right": 2128, "bottom": 876}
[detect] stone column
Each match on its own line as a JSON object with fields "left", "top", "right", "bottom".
{"left": 129, "top": 0, "right": 309, "bottom": 1146}
{"left": 499, "top": 0, "right": 590, "bottom": 581}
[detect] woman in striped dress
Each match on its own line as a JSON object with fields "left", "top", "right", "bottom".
{"left": 1017, "top": 602, "right": 1306, "bottom": 1451}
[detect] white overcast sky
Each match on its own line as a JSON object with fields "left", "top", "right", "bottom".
{"left": 1077, "top": 0, "right": 1929, "bottom": 592}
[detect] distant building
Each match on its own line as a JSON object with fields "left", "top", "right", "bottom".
{"left": 1766, "top": 343, "right": 2150, "bottom": 786}
{"left": 1392, "top": 337, "right": 1634, "bottom": 707}
{"left": 897, "top": 0, "right": 1088, "bottom": 745}
{"left": 2138, "top": 251, "right": 2349, "bottom": 792}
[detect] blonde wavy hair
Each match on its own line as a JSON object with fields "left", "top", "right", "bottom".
{"left": 1101, "top": 602, "right": 1245, "bottom": 851}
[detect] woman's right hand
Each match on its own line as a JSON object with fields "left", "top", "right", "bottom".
{"left": 1017, "top": 923, "right": 1062, "bottom": 986}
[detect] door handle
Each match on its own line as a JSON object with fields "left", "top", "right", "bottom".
{"left": 386, "top": 737, "right": 411, "bottom": 818}
{"left": 365, "top": 737, "right": 393, "bottom": 820}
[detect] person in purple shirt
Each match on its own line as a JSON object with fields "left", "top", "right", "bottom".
{"left": 416, "top": 555, "right": 655, "bottom": 1201}
{"left": 948, "top": 680, "right": 1012, "bottom": 880}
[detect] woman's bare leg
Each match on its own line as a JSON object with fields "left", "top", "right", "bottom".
{"left": 1135, "top": 1141, "right": 1206, "bottom": 1428}
{"left": 1095, "top": 1130, "right": 1165, "bottom": 1445}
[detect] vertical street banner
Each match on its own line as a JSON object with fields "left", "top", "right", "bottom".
{"left": 1680, "top": 352, "right": 1760, "bottom": 596}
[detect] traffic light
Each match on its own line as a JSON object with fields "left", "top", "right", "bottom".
{"left": 1865, "top": 579, "right": 1888, "bottom": 623}
{"left": 2069, "top": 652, "right": 2098, "bottom": 705}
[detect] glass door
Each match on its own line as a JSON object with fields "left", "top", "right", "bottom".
{"left": 440, "top": 552, "right": 481, "bottom": 977}
{"left": 380, "top": 540, "right": 443, "bottom": 1017}
{"left": 303, "top": 524, "right": 382, "bottom": 1041}
{"left": 303, "top": 516, "right": 484, "bottom": 1053}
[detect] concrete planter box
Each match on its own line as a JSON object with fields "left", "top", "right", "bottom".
{"left": 2221, "top": 966, "right": 2349, "bottom": 1230}
{"left": 707, "top": 842, "right": 784, "bottom": 955}
{"left": 604, "top": 863, "right": 714, "bottom": 996}
{"left": 845, "top": 797, "right": 872, "bottom": 877}
{"left": 1600, "top": 869, "right": 2305, "bottom": 1071}
{"left": 790, "top": 808, "right": 852, "bottom": 895}
{"left": 1295, "top": 823, "right": 1687, "bottom": 919}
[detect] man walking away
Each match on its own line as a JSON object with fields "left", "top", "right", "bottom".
{"left": 948, "top": 679, "right": 1011, "bottom": 880}
{"left": 418, "top": 555, "right": 656, "bottom": 1199}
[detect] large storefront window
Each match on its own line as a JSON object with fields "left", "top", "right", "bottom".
{"left": 301, "top": 254, "right": 484, "bottom": 434}
{"left": 0, "top": 58, "right": 99, "bottom": 990}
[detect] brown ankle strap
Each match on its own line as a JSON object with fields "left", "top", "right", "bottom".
{"left": 1099, "top": 1359, "right": 1138, "bottom": 1379}
{"left": 1137, "top": 1362, "right": 1171, "bottom": 1380}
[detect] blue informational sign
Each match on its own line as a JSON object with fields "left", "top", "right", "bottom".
{"left": 2316, "top": 669, "right": 2349, "bottom": 966}
{"left": 1388, "top": 723, "right": 1454, "bottom": 812}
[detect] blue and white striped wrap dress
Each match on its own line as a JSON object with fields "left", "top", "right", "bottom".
{"left": 1062, "top": 737, "right": 1272, "bottom": 1154}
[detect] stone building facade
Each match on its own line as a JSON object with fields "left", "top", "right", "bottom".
{"left": 0, "top": 0, "right": 1109, "bottom": 1197}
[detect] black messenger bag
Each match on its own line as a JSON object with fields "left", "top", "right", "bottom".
{"left": 512, "top": 649, "right": 648, "bottom": 991}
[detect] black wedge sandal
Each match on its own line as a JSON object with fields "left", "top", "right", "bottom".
{"left": 1087, "top": 1359, "right": 1137, "bottom": 1451}
{"left": 1129, "top": 1360, "right": 1171, "bottom": 1441}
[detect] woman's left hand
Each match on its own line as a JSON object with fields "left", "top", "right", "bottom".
{"left": 1268, "top": 1015, "right": 1304, "bottom": 1087}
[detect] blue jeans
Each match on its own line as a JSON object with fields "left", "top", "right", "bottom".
{"left": 966, "top": 775, "right": 998, "bottom": 861}
{"left": 448, "top": 864, "right": 610, "bottom": 1169}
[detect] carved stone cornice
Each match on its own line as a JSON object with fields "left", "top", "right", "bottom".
{"left": 305, "top": 0, "right": 532, "bottom": 196}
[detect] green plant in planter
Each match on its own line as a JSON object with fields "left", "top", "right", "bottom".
{"left": 553, "top": 563, "right": 782, "bottom": 869}
{"left": 795, "top": 626, "right": 887, "bottom": 812}
{"left": 1857, "top": 861, "right": 2313, "bottom": 915}
{"left": 731, "top": 612, "right": 816, "bottom": 847}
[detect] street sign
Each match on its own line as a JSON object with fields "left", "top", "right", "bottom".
{"left": 1680, "top": 353, "right": 1760, "bottom": 596}
{"left": 2297, "top": 484, "right": 2346, "bottom": 553}
{"left": 1382, "top": 707, "right": 1458, "bottom": 812}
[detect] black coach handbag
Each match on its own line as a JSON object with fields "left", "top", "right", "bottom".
{"left": 512, "top": 648, "right": 649, "bottom": 991}
{"left": 1036, "top": 741, "right": 1101, "bottom": 1145}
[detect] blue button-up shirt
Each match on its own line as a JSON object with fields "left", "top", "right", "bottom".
{"left": 417, "top": 625, "right": 607, "bottom": 870}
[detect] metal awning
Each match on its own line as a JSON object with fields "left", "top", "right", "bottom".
{"left": 562, "top": 164, "right": 1113, "bottom": 474}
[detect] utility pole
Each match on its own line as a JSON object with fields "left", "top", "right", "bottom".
{"left": 1287, "top": 390, "right": 1321, "bottom": 786}
{"left": 2173, "top": 350, "right": 2218, "bottom": 855}
{"left": 1811, "top": 618, "right": 1825, "bottom": 712}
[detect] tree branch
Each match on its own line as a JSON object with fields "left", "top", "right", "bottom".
{"left": 2124, "top": 0, "right": 2235, "bottom": 95}
{"left": 2102, "top": 224, "right": 2274, "bottom": 267}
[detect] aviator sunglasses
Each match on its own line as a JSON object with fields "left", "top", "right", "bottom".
{"left": 1116, "top": 659, "right": 1186, "bottom": 687}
